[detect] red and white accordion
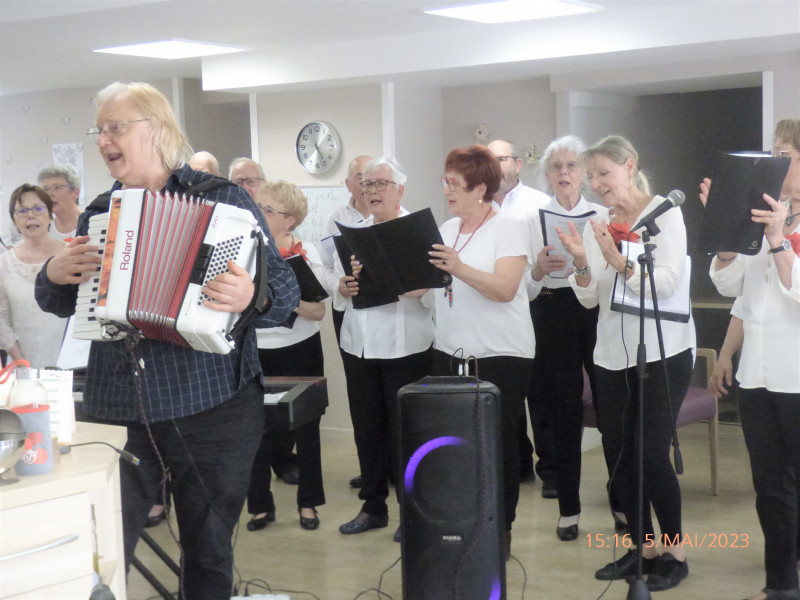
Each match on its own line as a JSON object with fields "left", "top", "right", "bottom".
{"left": 73, "top": 189, "right": 263, "bottom": 354}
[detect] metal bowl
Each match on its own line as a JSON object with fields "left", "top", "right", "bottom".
{"left": 0, "top": 408, "right": 25, "bottom": 484}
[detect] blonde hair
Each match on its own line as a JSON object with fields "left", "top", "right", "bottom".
{"left": 259, "top": 181, "right": 308, "bottom": 230}
{"left": 775, "top": 119, "right": 800, "bottom": 151}
{"left": 95, "top": 82, "right": 193, "bottom": 174}
{"left": 584, "top": 135, "right": 651, "bottom": 196}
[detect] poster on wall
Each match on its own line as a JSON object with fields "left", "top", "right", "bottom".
{"left": 52, "top": 143, "right": 86, "bottom": 206}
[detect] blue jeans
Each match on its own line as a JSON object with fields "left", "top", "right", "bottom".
{"left": 121, "top": 382, "right": 264, "bottom": 600}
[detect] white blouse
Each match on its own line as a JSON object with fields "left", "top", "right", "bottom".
{"left": 710, "top": 224, "right": 800, "bottom": 393}
{"left": 432, "top": 212, "right": 535, "bottom": 360}
{"left": 256, "top": 241, "right": 328, "bottom": 350}
{"left": 335, "top": 211, "right": 434, "bottom": 360}
{"left": 568, "top": 195, "right": 696, "bottom": 371}
{"left": 0, "top": 250, "right": 67, "bottom": 368}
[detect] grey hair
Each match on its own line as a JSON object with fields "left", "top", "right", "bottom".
{"left": 363, "top": 156, "right": 408, "bottom": 187}
{"left": 38, "top": 164, "right": 81, "bottom": 189}
{"left": 228, "top": 157, "right": 265, "bottom": 180}
{"left": 537, "top": 135, "right": 587, "bottom": 194}
{"left": 583, "top": 135, "right": 651, "bottom": 196}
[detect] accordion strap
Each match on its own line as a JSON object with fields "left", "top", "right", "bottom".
{"left": 228, "top": 230, "right": 270, "bottom": 343}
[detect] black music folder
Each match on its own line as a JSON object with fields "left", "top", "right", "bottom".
{"left": 697, "top": 152, "right": 791, "bottom": 255}
{"left": 285, "top": 254, "right": 329, "bottom": 303}
{"left": 333, "top": 235, "right": 397, "bottom": 309}
{"left": 335, "top": 208, "right": 452, "bottom": 309}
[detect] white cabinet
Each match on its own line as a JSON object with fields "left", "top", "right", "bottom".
{"left": 0, "top": 423, "right": 127, "bottom": 599}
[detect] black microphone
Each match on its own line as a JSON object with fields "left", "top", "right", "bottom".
{"left": 631, "top": 190, "right": 686, "bottom": 232}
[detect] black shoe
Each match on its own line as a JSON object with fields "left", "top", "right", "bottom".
{"left": 556, "top": 523, "right": 578, "bottom": 541}
{"left": 349, "top": 475, "right": 363, "bottom": 489}
{"left": 595, "top": 549, "right": 657, "bottom": 580}
{"left": 748, "top": 589, "right": 800, "bottom": 600}
{"left": 339, "top": 511, "right": 388, "bottom": 534}
{"left": 298, "top": 507, "right": 320, "bottom": 531}
{"left": 276, "top": 464, "right": 299, "bottom": 485}
{"left": 646, "top": 554, "right": 688, "bottom": 591}
{"left": 144, "top": 512, "right": 166, "bottom": 528}
{"left": 393, "top": 526, "right": 402, "bottom": 542}
{"left": 541, "top": 480, "right": 558, "bottom": 499}
{"left": 519, "top": 469, "right": 536, "bottom": 483}
{"left": 246, "top": 510, "right": 276, "bottom": 531}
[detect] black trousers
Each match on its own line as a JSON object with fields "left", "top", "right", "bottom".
{"left": 248, "top": 333, "right": 326, "bottom": 514}
{"left": 739, "top": 387, "right": 800, "bottom": 592}
{"left": 433, "top": 349, "right": 533, "bottom": 531}
{"left": 527, "top": 288, "right": 598, "bottom": 516}
{"left": 595, "top": 349, "right": 692, "bottom": 546}
{"left": 341, "top": 348, "right": 432, "bottom": 516}
{"left": 121, "top": 382, "right": 264, "bottom": 600}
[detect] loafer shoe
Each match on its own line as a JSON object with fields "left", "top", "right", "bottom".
{"left": 519, "top": 469, "right": 536, "bottom": 483}
{"left": 145, "top": 512, "right": 167, "bottom": 528}
{"left": 556, "top": 524, "right": 578, "bottom": 541}
{"left": 298, "top": 507, "right": 320, "bottom": 531}
{"left": 339, "top": 511, "right": 388, "bottom": 534}
{"left": 746, "top": 589, "right": 800, "bottom": 600}
{"left": 646, "top": 554, "right": 688, "bottom": 591}
{"left": 246, "top": 510, "right": 276, "bottom": 531}
{"left": 349, "top": 475, "right": 363, "bottom": 489}
{"left": 595, "top": 549, "right": 657, "bottom": 580}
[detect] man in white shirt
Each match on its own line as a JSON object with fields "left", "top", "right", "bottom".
{"left": 487, "top": 139, "right": 550, "bottom": 220}
{"left": 487, "top": 139, "right": 554, "bottom": 491}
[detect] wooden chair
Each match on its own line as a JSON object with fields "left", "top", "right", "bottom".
{"left": 582, "top": 347, "right": 719, "bottom": 495}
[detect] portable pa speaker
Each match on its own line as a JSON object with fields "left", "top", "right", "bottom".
{"left": 398, "top": 375, "right": 505, "bottom": 600}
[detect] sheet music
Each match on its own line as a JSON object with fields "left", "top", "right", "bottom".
{"left": 539, "top": 209, "right": 596, "bottom": 279}
{"left": 610, "top": 241, "right": 691, "bottom": 323}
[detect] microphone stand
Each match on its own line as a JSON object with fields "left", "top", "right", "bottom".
{"left": 627, "top": 223, "right": 683, "bottom": 600}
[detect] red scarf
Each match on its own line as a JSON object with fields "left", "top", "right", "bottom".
{"left": 786, "top": 232, "right": 800, "bottom": 255}
{"left": 279, "top": 240, "right": 307, "bottom": 261}
{"left": 607, "top": 222, "right": 641, "bottom": 245}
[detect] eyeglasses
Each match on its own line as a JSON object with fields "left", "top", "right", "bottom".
{"left": 86, "top": 119, "right": 149, "bottom": 142}
{"left": 14, "top": 205, "right": 48, "bottom": 217}
{"left": 258, "top": 204, "right": 289, "bottom": 216}
{"left": 774, "top": 149, "right": 799, "bottom": 158}
{"left": 546, "top": 161, "right": 581, "bottom": 173}
{"left": 233, "top": 177, "right": 265, "bottom": 188}
{"left": 441, "top": 176, "right": 466, "bottom": 192}
{"left": 496, "top": 156, "right": 518, "bottom": 163}
{"left": 361, "top": 179, "right": 396, "bottom": 192}
{"left": 42, "top": 184, "right": 70, "bottom": 194}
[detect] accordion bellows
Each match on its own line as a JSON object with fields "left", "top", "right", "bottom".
{"left": 73, "top": 189, "right": 261, "bottom": 354}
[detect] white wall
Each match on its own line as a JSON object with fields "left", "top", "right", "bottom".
{"left": 442, "top": 78, "right": 557, "bottom": 192}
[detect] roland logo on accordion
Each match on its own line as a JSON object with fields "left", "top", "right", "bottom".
{"left": 73, "top": 188, "right": 265, "bottom": 354}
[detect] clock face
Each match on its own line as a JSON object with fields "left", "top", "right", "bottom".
{"left": 296, "top": 121, "right": 341, "bottom": 174}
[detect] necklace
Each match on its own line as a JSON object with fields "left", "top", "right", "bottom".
{"left": 786, "top": 209, "right": 800, "bottom": 227}
{"left": 445, "top": 205, "right": 493, "bottom": 307}
{"left": 453, "top": 205, "right": 493, "bottom": 253}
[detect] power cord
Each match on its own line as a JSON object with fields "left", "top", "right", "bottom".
{"left": 67, "top": 441, "right": 140, "bottom": 466}
{"left": 351, "top": 555, "right": 400, "bottom": 599}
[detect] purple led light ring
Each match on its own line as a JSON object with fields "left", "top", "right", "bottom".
{"left": 403, "top": 435, "right": 469, "bottom": 494}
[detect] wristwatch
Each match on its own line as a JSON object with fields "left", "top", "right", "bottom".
{"left": 768, "top": 239, "right": 792, "bottom": 254}
{"left": 621, "top": 258, "right": 635, "bottom": 274}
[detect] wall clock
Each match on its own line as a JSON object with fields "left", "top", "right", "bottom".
{"left": 296, "top": 121, "right": 342, "bottom": 174}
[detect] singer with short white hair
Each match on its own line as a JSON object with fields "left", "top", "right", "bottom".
{"left": 557, "top": 135, "right": 696, "bottom": 592}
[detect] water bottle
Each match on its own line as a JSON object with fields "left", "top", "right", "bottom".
{"left": 9, "top": 368, "right": 48, "bottom": 409}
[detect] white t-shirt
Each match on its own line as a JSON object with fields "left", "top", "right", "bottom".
{"left": 710, "top": 222, "right": 800, "bottom": 393}
{"left": 568, "top": 195, "right": 696, "bottom": 370}
{"left": 336, "top": 211, "right": 434, "bottom": 359}
{"left": 256, "top": 241, "right": 328, "bottom": 349}
{"left": 432, "top": 212, "right": 535, "bottom": 360}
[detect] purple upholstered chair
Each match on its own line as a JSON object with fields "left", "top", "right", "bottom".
{"left": 582, "top": 348, "right": 720, "bottom": 495}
